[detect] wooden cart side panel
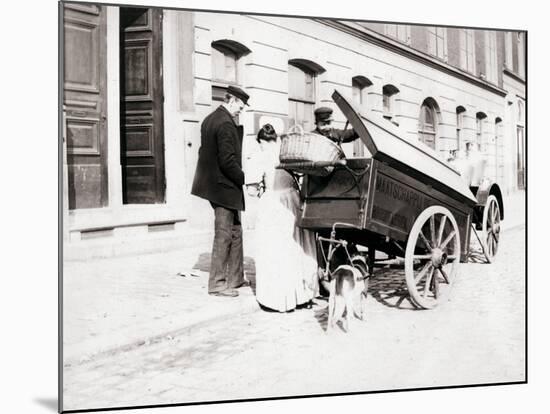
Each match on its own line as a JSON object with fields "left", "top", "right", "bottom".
{"left": 364, "top": 160, "right": 473, "bottom": 258}
{"left": 300, "top": 199, "right": 364, "bottom": 228}
{"left": 299, "top": 159, "right": 373, "bottom": 229}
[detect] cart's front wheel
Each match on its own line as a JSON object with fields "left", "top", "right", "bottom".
{"left": 482, "top": 195, "right": 501, "bottom": 263}
{"left": 405, "top": 206, "right": 461, "bottom": 309}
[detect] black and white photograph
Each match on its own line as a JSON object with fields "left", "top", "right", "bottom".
{"left": 56, "top": 0, "right": 531, "bottom": 411}
{"left": 9, "top": 0, "right": 550, "bottom": 413}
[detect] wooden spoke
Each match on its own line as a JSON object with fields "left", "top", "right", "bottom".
{"left": 430, "top": 215, "right": 437, "bottom": 246}
{"left": 440, "top": 230, "right": 456, "bottom": 250}
{"left": 423, "top": 267, "right": 434, "bottom": 298}
{"left": 446, "top": 255, "right": 458, "bottom": 260}
{"left": 439, "top": 267, "right": 450, "bottom": 284}
{"left": 414, "top": 254, "right": 432, "bottom": 260}
{"left": 419, "top": 231, "right": 432, "bottom": 251}
{"left": 437, "top": 215, "right": 447, "bottom": 246}
{"left": 415, "top": 262, "right": 432, "bottom": 285}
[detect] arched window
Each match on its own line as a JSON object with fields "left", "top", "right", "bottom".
{"left": 352, "top": 76, "right": 373, "bottom": 113}
{"left": 382, "top": 84, "right": 399, "bottom": 124}
{"left": 418, "top": 98, "right": 440, "bottom": 150}
{"left": 352, "top": 76, "right": 373, "bottom": 157}
{"left": 476, "top": 112, "right": 487, "bottom": 151}
{"left": 456, "top": 106, "right": 466, "bottom": 151}
{"left": 288, "top": 59, "right": 325, "bottom": 131}
{"left": 211, "top": 39, "right": 251, "bottom": 101}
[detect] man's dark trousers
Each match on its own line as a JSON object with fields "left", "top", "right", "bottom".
{"left": 209, "top": 204, "right": 244, "bottom": 293}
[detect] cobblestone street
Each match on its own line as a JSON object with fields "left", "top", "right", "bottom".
{"left": 63, "top": 224, "right": 525, "bottom": 411}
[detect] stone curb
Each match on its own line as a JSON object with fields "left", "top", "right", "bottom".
{"left": 64, "top": 294, "right": 261, "bottom": 367}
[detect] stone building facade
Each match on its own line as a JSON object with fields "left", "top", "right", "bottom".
{"left": 62, "top": 3, "right": 526, "bottom": 259}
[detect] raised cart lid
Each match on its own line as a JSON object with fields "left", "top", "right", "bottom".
{"left": 332, "top": 90, "right": 477, "bottom": 206}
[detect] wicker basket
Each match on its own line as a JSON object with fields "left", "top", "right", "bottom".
{"left": 279, "top": 125, "right": 344, "bottom": 164}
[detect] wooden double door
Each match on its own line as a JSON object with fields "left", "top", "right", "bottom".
{"left": 63, "top": 4, "right": 165, "bottom": 209}
{"left": 63, "top": 3, "right": 108, "bottom": 209}
{"left": 120, "top": 7, "right": 165, "bottom": 204}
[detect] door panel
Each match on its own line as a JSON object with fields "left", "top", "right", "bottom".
{"left": 63, "top": 4, "right": 108, "bottom": 209}
{"left": 120, "top": 7, "right": 165, "bottom": 204}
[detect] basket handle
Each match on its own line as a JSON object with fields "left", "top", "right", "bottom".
{"left": 287, "top": 124, "right": 305, "bottom": 135}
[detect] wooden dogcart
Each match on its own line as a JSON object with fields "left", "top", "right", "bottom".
{"left": 279, "top": 90, "right": 503, "bottom": 309}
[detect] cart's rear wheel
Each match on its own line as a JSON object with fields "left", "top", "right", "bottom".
{"left": 405, "top": 206, "right": 461, "bottom": 309}
{"left": 482, "top": 195, "right": 501, "bottom": 263}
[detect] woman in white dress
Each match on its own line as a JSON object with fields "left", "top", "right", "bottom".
{"left": 254, "top": 124, "right": 319, "bottom": 312}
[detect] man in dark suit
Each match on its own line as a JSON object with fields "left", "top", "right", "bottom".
{"left": 191, "top": 86, "right": 250, "bottom": 297}
{"left": 311, "top": 106, "right": 359, "bottom": 144}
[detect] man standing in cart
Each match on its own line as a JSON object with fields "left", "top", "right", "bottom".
{"left": 191, "top": 86, "right": 250, "bottom": 298}
{"left": 311, "top": 106, "right": 360, "bottom": 144}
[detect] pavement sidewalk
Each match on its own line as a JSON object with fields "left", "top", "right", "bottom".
{"left": 62, "top": 190, "right": 526, "bottom": 367}
{"left": 501, "top": 189, "right": 526, "bottom": 231}
{"left": 62, "top": 231, "right": 262, "bottom": 367}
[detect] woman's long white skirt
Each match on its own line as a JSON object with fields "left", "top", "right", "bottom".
{"left": 254, "top": 188, "right": 318, "bottom": 312}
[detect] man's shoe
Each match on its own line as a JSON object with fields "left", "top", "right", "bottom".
{"left": 231, "top": 280, "right": 251, "bottom": 289}
{"left": 209, "top": 289, "right": 239, "bottom": 297}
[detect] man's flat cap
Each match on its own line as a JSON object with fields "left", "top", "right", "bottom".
{"left": 314, "top": 106, "right": 333, "bottom": 122}
{"left": 227, "top": 85, "right": 250, "bottom": 106}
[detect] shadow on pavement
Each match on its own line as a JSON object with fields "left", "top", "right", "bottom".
{"left": 313, "top": 304, "right": 328, "bottom": 332}
{"left": 367, "top": 268, "right": 418, "bottom": 310}
{"left": 192, "top": 252, "right": 257, "bottom": 295}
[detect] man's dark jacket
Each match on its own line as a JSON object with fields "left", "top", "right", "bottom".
{"left": 191, "top": 105, "right": 245, "bottom": 211}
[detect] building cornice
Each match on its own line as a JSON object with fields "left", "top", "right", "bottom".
{"left": 316, "top": 19, "right": 508, "bottom": 98}
{"left": 503, "top": 67, "right": 526, "bottom": 84}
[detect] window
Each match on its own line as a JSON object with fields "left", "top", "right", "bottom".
{"left": 418, "top": 98, "right": 440, "bottom": 150}
{"left": 517, "top": 126, "right": 525, "bottom": 189}
{"left": 459, "top": 29, "right": 475, "bottom": 73}
{"left": 456, "top": 106, "right": 466, "bottom": 150}
{"left": 427, "top": 27, "right": 447, "bottom": 60}
{"left": 384, "top": 24, "right": 411, "bottom": 44}
{"left": 288, "top": 59, "right": 325, "bottom": 131}
{"left": 382, "top": 84, "right": 399, "bottom": 124}
{"left": 485, "top": 31, "right": 498, "bottom": 84}
{"left": 517, "top": 32, "right": 525, "bottom": 78}
{"left": 211, "top": 40, "right": 251, "bottom": 102}
{"left": 476, "top": 112, "right": 487, "bottom": 152}
{"left": 505, "top": 31, "right": 525, "bottom": 77}
{"left": 505, "top": 32, "right": 513, "bottom": 69}
{"left": 352, "top": 76, "right": 372, "bottom": 157}
{"left": 352, "top": 76, "right": 372, "bottom": 113}
{"left": 495, "top": 118, "right": 504, "bottom": 184}
{"left": 518, "top": 100, "right": 525, "bottom": 124}
{"left": 212, "top": 45, "right": 237, "bottom": 84}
